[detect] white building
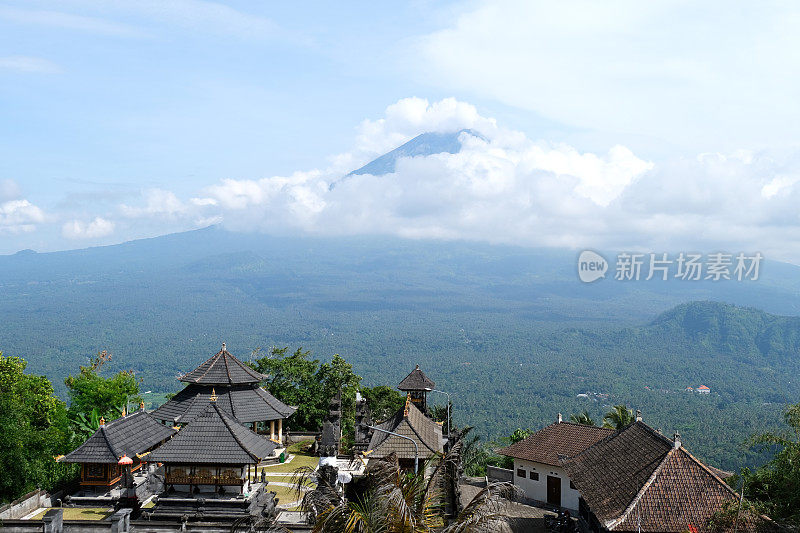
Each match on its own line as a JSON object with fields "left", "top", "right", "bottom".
{"left": 498, "top": 415, "right": 613, "bottom": 511}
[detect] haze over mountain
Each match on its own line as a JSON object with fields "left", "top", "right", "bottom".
{"left": 1, "top": 227, "right": 799, "bottom": 470}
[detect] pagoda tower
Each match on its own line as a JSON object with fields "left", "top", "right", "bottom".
{"left": 152, "top": 343, "right": 295, "bottom": 444}
{"left": 397, "top": 364, "right": 435, "bottom": 413}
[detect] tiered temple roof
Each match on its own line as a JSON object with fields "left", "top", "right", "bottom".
{"left": 148, "top": 401, "right": 278, "bottom": 465}
{"left": 152, "top": 345, "right": 295, "bottom": 426}
{"left": 62, "top": 408, "right": 176, "bottom": 464}
{"left": 178, "top": 345, "right": 266, "bottom": 385}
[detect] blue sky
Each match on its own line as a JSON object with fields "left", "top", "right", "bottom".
{"left": 3, "top": 1, "right": 800, "bottom": 262}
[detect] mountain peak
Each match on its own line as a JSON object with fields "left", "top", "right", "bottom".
{"left": 347, "top": 129, "right": 483, "bottom": 178}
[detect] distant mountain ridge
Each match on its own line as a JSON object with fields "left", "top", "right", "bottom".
{"left": 2, "top": 228, "right": 800, "bottom": 470}
{"left": 649, "top": 301, "right": 800, "bottom": 361}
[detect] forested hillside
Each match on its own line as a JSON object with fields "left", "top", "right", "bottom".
{"left": 1, "top": 227, "right": 799, "bottom": 470}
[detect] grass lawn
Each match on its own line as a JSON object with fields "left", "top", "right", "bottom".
{"left": 259, "top": 452, "right": 319, "bottom": 473}
{"left": 30, "top": 507, "right": 113, "bottom": 521}
{"left": 268, "top": 483, "right": 308, "bottom": 508}
{"left": 287, "top": 440, "right": 314, "bottom": 454}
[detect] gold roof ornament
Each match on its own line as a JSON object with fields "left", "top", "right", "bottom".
{"left": 140, "top": 399, "right": 145, "bottom": 410}
{"left": 210, "top": 388, "right": 218, "bottom": 402}
{"left": 121, "top": 405, "right": 126, "bottom": 417}
{"left": 99, "top": 417, "right": 105, "bottom": 426}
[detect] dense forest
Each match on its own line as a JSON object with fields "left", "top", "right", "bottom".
{"left": 1, "top": 228, "right": 800, "bottom": 472}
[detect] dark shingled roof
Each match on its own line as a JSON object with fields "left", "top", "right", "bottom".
{"left": 148, "top": 401, "right": 278, "bottom": 465}
{"left": 151, "top": 383, "right": 295, "bottom": 425}
{"left": 368, "top": 395, "right": 443, "bottom": 460}
{"left": 397, "top": 365, "right": 435, "bottom": 392}
{"left": 498, "top": 421, "right": 613, "bottom": 467}
{"left": 561, "top": 422, "right": 756, "bottom": 532}
{"left": 180, "top": 346, "right": 266, "bottom": 385}
{"left": 62, "top": 409, "right": 176, "bottom": 464}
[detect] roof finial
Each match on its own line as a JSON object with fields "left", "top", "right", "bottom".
{"left": 99, "top": 417, "right": 105, "bottom": 426}
{"left": 210, "top": 388, "right": 218, "bottom": 402}
{"left": 673, "top": 432, "right": 681, "bottom": 449}
{"left": 140, "top": 399, "right": 145, "bottom": 410}
{"left": 221, "top": 342, "right": 226, "bottom": 352}
{"left": 121, "top": 405, "right": 126, "bottom": 417}
{"left": 635, "top": 409, "right": 642, "bottom": 422}
{"left": 415, "top": 364, "right": 419, "bottom": 370}
{"left": 557, "top": 413, "right": 562, "bottom": 423}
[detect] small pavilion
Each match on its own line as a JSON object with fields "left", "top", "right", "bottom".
{"left": 59, "top": 404, "right": 176, "bottom": 490}
{"left": 148, "top": 396, "right": 278, "bottom": 496}
{"left": 397, "top": 364, "right": 435, "bottom": 413}
{"left": 152, "top": 344, "right": 295, "bottom": 443}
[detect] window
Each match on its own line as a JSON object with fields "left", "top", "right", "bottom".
{"left": 530, "top": 471, "right": 539, "bottom": 481}
{"left": 517, "top": 468, "right": 525, "bottom": 478}
{"left": 570, "top": 480, "right": 577, "bottom": 490}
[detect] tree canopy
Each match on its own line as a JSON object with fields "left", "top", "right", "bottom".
{"left": 737, "top": 402, "right": 800, "bottom": 529}
{"left": 603, "top": 404, "right": 635, "bottom": 430}
{"left": 0, "top": 352, "right": 76, "bottom": 503}
{"left": 63, "top": 350, "right": 140, "bottom": 422}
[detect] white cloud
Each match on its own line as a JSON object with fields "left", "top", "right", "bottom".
{"left": 415, "top": 1, "right": 800, "bottom": 150}
{"left": 0, "top": 56, "right": 61, "bottom": 74}
{"left": 194, "top": 97, "right": 800, "bottom": 261}
{"left": 354, "top": 97, "right": 497, "bottom": 156}
{"left": 120, "top": 188, "right": 187, "bottom": 218}
{"left": 32, "top": 97, "right": 800, "bottom": 262}
{"left": 0, "top": 6, "right": 143, "bottom": 37}
{"left": 62, "top": 217, "right": 115, "bottom": 239}
{"left": 0, "top": 199, "right": 46, "bottom": 234}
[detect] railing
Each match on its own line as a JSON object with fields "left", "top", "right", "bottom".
{"left": 165, "top": 474, "right": 244, "bottom": 485}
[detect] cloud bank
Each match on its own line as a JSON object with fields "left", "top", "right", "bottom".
{"left": 415, "top": 1, "right": 800, "bottom": 151}
{"left": 7, "top": 98, "right": 800, "bottom": 262}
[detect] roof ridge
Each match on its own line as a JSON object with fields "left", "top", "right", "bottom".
{"left": 174, "top": 386, "right": 206, "bottom": 424}
{"left": 99, "top": 425, "right": 121, "bottom": 460}
{"left": 606, "top": 447, "right": 673, "bottom": 530}
{"left": 222, "top": 351, "right": 232, "bottom": 384}
{"left": 213, "top": 403, "right": 259, "bottom": 462}
{"left": 194, "top": 350, "right": 222, "bottom": 383}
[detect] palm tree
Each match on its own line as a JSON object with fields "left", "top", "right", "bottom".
{"left": 293, "top": 431, "right": 515, "bottom": 532}
{"left": 602, "top": 404, "right": 634, "bottom": 430}
{"left": 569, "top": 410, "right": 596, "bottom": 426}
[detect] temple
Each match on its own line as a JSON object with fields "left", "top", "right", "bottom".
{"left": 152, "top": 343, "right": 296, "bottom": 444}
{"left": 397, "top": 364, "right": 435, "bottom": 413}
{"left": 59, "top": 404, "right": 175, "bottom": 495}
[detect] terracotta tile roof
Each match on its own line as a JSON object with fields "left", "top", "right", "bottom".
{"left": 62, "top": 409, "right": 176, "bottom": 464}
{"left": 368, "top": 396, "right": 443, "bottom": 460}
{"left": 561, "top": 421, "right": 758, "bottom": 532}
{"left": 497, "top": 422, "right": 614, "bottom": 467}
{"left": 152, "top": 383, "right": 295, "bottom": 425}
{"left": 179, "top": 345, "right": 266, "bottom": 385}
{"left": 397, "top": 365, "right": 435, "bottom": 392}
{"left": 148, "top": 401, "right": 277, "bottom": 465}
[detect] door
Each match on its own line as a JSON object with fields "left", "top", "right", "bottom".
{"left": 546, "top": 475, "right": 561, "bottom": 506}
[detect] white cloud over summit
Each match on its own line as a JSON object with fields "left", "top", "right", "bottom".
{"left": 10, "top": 97, "right": 800, "bottom": 262}
{"left": 181, "top": 98, "right": 800, "bottom": 260}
